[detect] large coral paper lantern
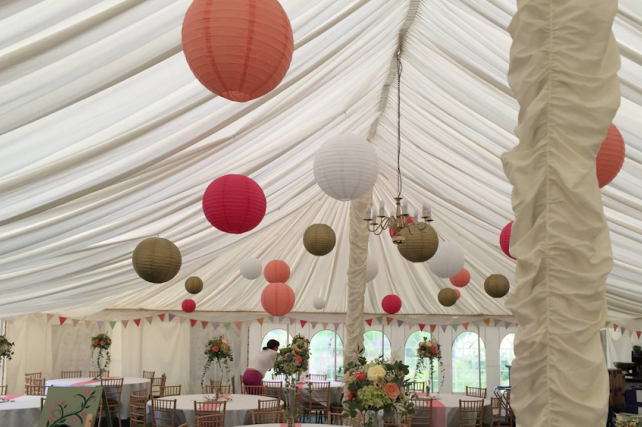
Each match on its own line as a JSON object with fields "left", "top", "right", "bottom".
{"left": 500, "top": 222, "right": 515, "bottom": 260}
{"left": 450, "top": 269, "right": 470, "bottom": 288}
{"left": 264, "top": 260, "right": 290, "bottom": 283}
{"left": 182, "top": 0, "right": 294, "bottom": 102}
{"left": 382, "top": 295, "right": 402, "bottom": 315}
{"left": 261, "top": 282, "right": 295, "bottom": 316}
{"left": 597, "top": 124, "right": 625, "bottom": 188}
{"left": 202, "top": 175, "right": 266, "bottom": 234}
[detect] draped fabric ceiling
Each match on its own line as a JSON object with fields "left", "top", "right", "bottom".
{"left": 0, "top": 0, "right": 641, "bottom": 324}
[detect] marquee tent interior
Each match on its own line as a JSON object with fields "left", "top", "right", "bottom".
{"left": 0, "top": 0, "right": 641, "bottom": 424}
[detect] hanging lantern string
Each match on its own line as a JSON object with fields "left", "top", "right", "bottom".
{"left": 396, "top": 49, "right": 403, "bottom": 199}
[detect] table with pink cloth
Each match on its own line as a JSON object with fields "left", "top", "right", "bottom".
{"left": 0, "top": 395, "right": 42, "bottom": 427}
{"left": 414, "top": 393, "right": 491, "bottom": 427}
{"left": 45, "top": 377, "right": 150, "bottom": 419}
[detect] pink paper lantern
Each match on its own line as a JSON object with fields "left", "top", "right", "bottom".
{"left": 264, "top": 260, "right": 290, "bottom": 283}
{"left": 382, "top": 295, "right": 402, "bottom": 315}
{"left": 450, "top": 269, "right": 471, "bottom": 288}
{"left": 182, "top": 299, "right": 196, "bottom": 313}
{"left": 202, "top": 174, "right": 266, "bottom": 234}
{"left": 261, "top": 282, "right": 295, "bottom": 316}
{"left": 597, "top": 124, "right": 625, "bottom": 188}
{"left": 500, "top": 222, "right": 515, "bottom": 260}
{"left": 454, "top": 289, "right": 461, "bottom": 299}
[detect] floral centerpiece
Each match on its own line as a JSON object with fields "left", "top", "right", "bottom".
{"left": 616, "top": 415, "right": 641, "bottom": 427}
{"left": 415, "top": 337, "right": 443, "bottom": 393}
{"left": 0, "top": 335, "right": 14, "bottom": 360}
{"left": 90, "top": 333, "right": 111, "bottom": 379}
{"left": 201, "top": 336, "right": 233, "bottom": 393}
{"left": 342, "top": 353, "right": 414, "bottom": 427}
{"left": 274, "top": 334, "right": 311, "bottom": 426}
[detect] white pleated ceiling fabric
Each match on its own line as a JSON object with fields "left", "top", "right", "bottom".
{"left": 0, "top": 0, "right": 640, "bottom": 322}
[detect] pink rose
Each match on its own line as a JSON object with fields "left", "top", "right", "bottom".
{"left": 213, "top": 346, "right": 220, "bottom": 352}
{"left": 384, "top": 383, "right": 400, "bottom": 401}
{"left": 206, "top": 346, "right": 211, "bottom": 351}
{"left": 430, "top": 348, "right": 437, "bottom": 355}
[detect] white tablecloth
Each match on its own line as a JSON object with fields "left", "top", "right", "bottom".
{"left": 277, "top": 380, "right": 343, "bottom": 405}
{"left": 148, "top": 394, "right": 280, "bottom": 427}
{"left": 45, "top": 377, "right": 150, "bottom": 419}
{"left": 425, "top": 394, "right": 491, "bottom": 427}
{"left": 0, "top": 396, "right": 42, "bottom": 427}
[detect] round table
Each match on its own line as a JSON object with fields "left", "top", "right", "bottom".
{"left": 0, "top": 395, "right": 42, "bottom": 427}
{"left": 45, "top": 377, "right": 150, "bottom": 419}
{"left": 417, "top": 394, "right": 491, "bottom": 427}
{"left": 148, "top": 394, "right": 280, "bottom": 427}
{"left": 276, "top": 380, "right": 343, "bottom": 405}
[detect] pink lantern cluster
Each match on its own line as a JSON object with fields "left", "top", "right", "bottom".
{"left": 261, "top": 260, "right": 295, "bottom": 316}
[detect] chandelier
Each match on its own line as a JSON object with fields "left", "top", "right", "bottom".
{"left": 363, "top": 50, "right": 434, "bottom": 245}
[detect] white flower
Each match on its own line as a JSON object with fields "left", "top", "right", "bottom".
{"left": 367, "top": 364, "right": 386, "bottom": 381}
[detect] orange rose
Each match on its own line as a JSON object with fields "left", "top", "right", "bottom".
{"left": 384, "top": 383, "right": 400, "bottom": 401}
{"left": 294, "top": 355, "right": 303, "bottom": 363}
{"left": 213, "top": 346, "right": 220, "bottom": 352}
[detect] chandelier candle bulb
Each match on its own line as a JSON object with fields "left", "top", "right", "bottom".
{"left": 402, "top": 202, "right": 408, "bottom": 215}
{"left": 379, "top": 201, "right": 385, "bottom": 217}
{"left": 365, "top": 205, "right": 371, "bottom": 220}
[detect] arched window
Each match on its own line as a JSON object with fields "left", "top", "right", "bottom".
{"left": 261, "top": 329, "right": 292, "bottom": 378}
{"left": 309, "top": 330, "right": 344, "bottom": 379}
{"left": 363, "top": 330, "right": 391, "bottom": 362}
{"left": 452, "top": 332, "right": 486, "bottom": 393}
{"left": 500, "top": 333, "right": 516, "bottom": 386}
{"left": 404, "top": 331, "right": 439, "bottom": 392}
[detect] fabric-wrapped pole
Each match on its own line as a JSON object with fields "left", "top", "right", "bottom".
{"left": 344, "top": 190, "right": 372, "bottom": 365}
{"left": 502, "top": 1, "right": 620, "bottom": 426}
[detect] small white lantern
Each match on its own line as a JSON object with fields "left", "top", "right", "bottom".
{"left": 313, "top": 134, "right": 380, "bottom": 201}
{"left": 428, "top": 242, "right": 465, "bottom": 278}
{"left": 366, "top": 256, "right": 379, "bottom": 282}
{"left": 313, "top": 297, "right": 326, "bottom": 310}
{"left": 240, "top": 257, "right": 262, "bottom": 280}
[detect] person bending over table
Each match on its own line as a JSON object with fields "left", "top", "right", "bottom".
{"left": 242, "top": 339, "right": 279, "bottom": 394}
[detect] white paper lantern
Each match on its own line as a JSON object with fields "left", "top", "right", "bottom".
{"left": 366, "top": 256, "right": 379, "bottom": 282}
{"left": 428, "top": 242, "right": 465, "bottom": 278}
{"left": 240, "top": 257, "right": 262, "bottom": 280}
{"left": 313, "top": 297, "right": 326, "bottom": 310}
{"left": 313, "top": 134, "right": 380, "bottom": 201}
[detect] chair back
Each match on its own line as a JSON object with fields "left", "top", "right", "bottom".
{"left": 231, "top": 376, "right": 236, "bottom": 394}
{"left": 258, "top": 399, "right": 281, "bottom": 412}
{"left": 272, "top": 374, "right": 286, "bottom": 380}
{"left": 411, "top": 398, "right": 433, "bottom": 427}
{"left": 25, "top": 384, "right": 48, "bottom": 396}
{"left": 61, "top": 370, "right": 82, "bottom": 379}
{"left": 490, "top": 397, "right": 501, "bottom": 426}
{"left": 151, "top": 374, "right": 167, "bottom": 398}
{"left": 196, "top": 413, "right": 224, "bottom": 427}
{"left": 458, "top": 399, "right": 484, "bottom": 427}
{"left": 306, "top": 381, "right": 330, "bottom": 409}
{"left": 408, "top": 382, "right": 426, "bottom": 394}
{"left": 130, "top": 389, "right": 149, "bottom": 427}
{"left": 243, "top": 385, "right": 266, "bottom": 395}
{"left": 151, "top": 398, "right": 177, "bottom": 427}
{"left": 195, "top": 401, "right": 227, "bottom": 426}
{"left": 251, "top": 410, "right": 285, "bottom": 424}
{"left": 161, "top": 385, "right": 182, "bottom": 397}
{"left": 383, "top": 413, "right": 411, "bottom": 427}
{"left": 309, "top": 374, "right": 327, "bottom": 380}
{"left": 210, "top": 379, "right": 222, "bottom": 388}
{"left": 0, "top": 385, "right": 6, "bottom": 395}
{"left": 465, "top": 386, "right": 487, "bottom": 399}
{"left": 101, "top": 377, "right": 124, "bottom": 418}
{"left": 262, "top": 380, "right": 283, "bottom": 399}
{"left": 143, "top": 370, "right": 156, "bottom": 380}
{"left": 609, "top": 369, "right": 626, "bottom": 406}
{"left": 89, "top": 370, "right": 110, "bottom": 378}
{"left": 24, "top": 373, "right": 42, "bottom": 391}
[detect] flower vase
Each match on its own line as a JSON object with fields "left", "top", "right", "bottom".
{"left": 362, "top": 410, "right": 382, "bottom": 427}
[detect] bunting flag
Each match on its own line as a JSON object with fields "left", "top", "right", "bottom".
{"left": 189, "top": 319, "right": 196, "bottom": 327}
{"left": 146, "top": 316, "right": 153, "bottom": 325}
{"left": 613, "top": 324, "right": 619, "bottom": 331}
{"left": 212, "top": 322, "right": 219, "bottom": 329}
{"left": 235, "top": 321, "right": 243, "bottom": 330}
{"left": 202, "top": 321, "right": 208, "bottom": 329}
{"left": 333, "top": 323, "right": 340, "bottom": 331}
{"left": 168, "top": 314, "right": 176, "bottom": 322}
{"left": 158, "top": 314, "right": 165, "bottom": 322}
{"left": 224, "top": 323, "right": 231, "bottom": 330}
{"left": 122, "top": 320, "right": 129, "bottom": 328}
{"left": 109, "top": 321, "right": 116, "bottom": 329}
{"left": 406, "top": 322, "right": 414, "bottom": 329}
{"left": 289, "top": 318, "right": 296, "bottom": 325}
{"left": 622, "top": 327, "right": 626, "bottom": 334}
{"left": 84, "top": 320, "right": 92, "bottom": 328}
{"left": 463, "top": 323, "right": 469, "bottom": 331}
{"left": 72, "top": 319, "right": 80, "bottom": 327}
{"left": 441, "top": 325, "right": 448, "bottom": 332}
{"left": 397, "top": 320, "right": 404, "bottom": 327}
{"left": 59, "top": 317, "right": 67, "bottom": 325}
{"left": 322, "top": 323, "right": 329, "bottom": 330}
{"left": 637, "top": 331, "right": 641, "bottom": 339}
{"left": 278, "top": 316, "right": 285, "bottom": 323}
{"left": 429, "top": 325, "right": 436, "bottom": 332}
{"left": 505, "top": 321, "right": 511, "bottom": 329}
{"left": 257, "top": 318, "right": 264, "bottom": 326}
{"left": 311, "top": 322, "right": 318, "bottom": 329}
{"left": 300, "top": 320, "right": 307, "bottom": 328}
{"left": 452, "top": 324, "right": 459, "bottom": 331}
{"left": 268, "top": 316, "right": 275, "bottom": 323}
{"left": 386, "top": 317, "right": 393, "bottom": 325}
{"left": 493, "top": 319, "right": 502, "bottom": 327}
{"left": 97, "top": 321, "right": 104, "bottom": 330}
{"left": 47, "top": 314, "right": 54, "bottom": 322}
{"left": 134, "top": 319, "right": 141, "bottom": 327}
{"left": 366, "top": 319, "right": 373, "bottom": 327}
{"left": 483, "top": 318, "right": 491, "bottom": 326}
{"left": 179, "top": 317, "right": 187, "bottom": 324}
{"left": 418, "top": 324, "right": 425, "bottom": 331}
{"left": 376, "top": 316, "right": 384, "bottom": 325}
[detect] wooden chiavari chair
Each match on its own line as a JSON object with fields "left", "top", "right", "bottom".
{"left": 465, "top": 386, "right": 487, "bottom": 399}
{"left": 143, "top": 370, "right": 156, "bottom": 380}
{"left": 252, "top": 410, "right": 285, "bottom": 424}
{"left": 151, "top": 398, "right": 177, "bottom": 427}
{"left": 411, "top": 398, "right": 433, "bottom": 427}
{"left": 242, "top": 385, "right": 266, "bottom": 396}
{"left": 0, "top": 385, "right": 7, "bottom": 395}
{"left": 196, "top": 413, "right": 224, "bottom": 427}
{"left": 151, "top": 374, "right": 167, "bottom": 399}
{"left": 204, "top": 384, "right": 231, "bottom": 395}
{"left": 231, "top": 376, "right": 236, "bottom": 394}
{"left": 308, "top": 374, "right": 327, "bottom": 380}
{"left": 500, "top": 391, "right": 514, "bottom": 426}
{"left": 303, "top": 381, "right": 330, "bottom": 423}
{"left": 24, "top": 372, "right": 41, "bottom": 390}
{"left": 271, "top": 374, "right": 286, "bottom": 380}
{"left": 459, "top": 400, "right": 484, "bottom": 427}
{"left": 210, "top": 379, "right": 222, "bottom": 388}
{"left": 490, "top": 397, "right": 502, "bottom": 427}
{"left": 160, "top": 385, "right": 182, "bottom": 397}
{"left": 25, "top": 384, "right": 47, "bottom": 396}
{"left": 383, "top": 413, "right": 411, "bottom": 427}
{"left": 261, "top": 380, "right": 283, "bottom": 399}
{"left": 101, "top": 377, "right": 124, "bottom": 427}
{"left": 258, "top": 399, "right": 281, "bottom": 412}
{"left": 407, "top": 382, "right": 426, "bottom": 394}
{"left": 130, "top": 389, "right": 149, "bottom": 427}
{"left": 40, "top": 397, "right": 46, "bottom": 412}
{"left": 89, "top": 370, "right": 110, "bottom": 378}
{"left": 195, "top": 401, "right": 227, "bottom": 426}
{"left": 61, "top": 370, "right": 82, "bottom": 379}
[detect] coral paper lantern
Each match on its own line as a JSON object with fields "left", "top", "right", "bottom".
{"left": 185, "top": 276, "right": 204, "bottom": 294}
{"left": 182, "top": 299, "right": 196, "bottom": 313}
{"left": 438, "top": 288, "right": 458, "bottom": 307}
{"left": 450, "top": 269, "right": 470, "bottom": 288}
{"left": 261, "top": 282, "right": 295, "bottom": 316}
{"left": 264, "top": 260, "right": 290, "bottom": 283}
{"left": 202, "top": 175, "right": 266, "bottom": 234}
{"left": 382, "top": 295, "right": 402, "bottom": 315}
{"left": 454, "top": 289, "right": 461, "bottom": 299}
{"left": 303, "top": 224, "right": 336, "bottom": 256}
{"left": 240, "top": 257, "right": 263, "bottom": 280}
{"left": 132, "top": 237, "right": 182, "bottom": 283}
{"left": 182, "top": 0, "right": 293, "bottom": 102}
{"left": 366, "top": 256, "right": 379, "bottom": 283}
{"left": 484, "top": 274, "right": 510, "bottom": 298}
{"left": 500, "top": 222, "right": 515, "bottom": 260}
{"left": 428, "top": 242, "right": 465, "bottom": 278}
{"left": 314, "top": 135, "right": 380, "bottom": 201}
{"left": 397, "top": 224, "right": 439, "bottom": 263}
{"left": 313, "top": 297, "right": 326, "bottom": 310}
{"left": 597, "top": 124, "right": 625, "bottom": 188}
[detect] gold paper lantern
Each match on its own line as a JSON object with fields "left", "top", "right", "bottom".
{"left": 438, "top": 288, "right": 458, "bottom": 307}
{"left": 397, "top": 224, "right": 439, "bottom": 263}
{"left": 484, "top": 274, "right": 510, "bottom": 298}
{"left": 132, "top": 237, "right": 182, "bottom": 284}
{"left": 303, "top": 224, "right": 336, "bottom": 256}
{"left": 185, "top": 276, "right": 203, "bottom": 294}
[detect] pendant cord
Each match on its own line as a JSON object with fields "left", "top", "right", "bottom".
{"left": 396, "top": 50, "right": 403, "bottom": 199}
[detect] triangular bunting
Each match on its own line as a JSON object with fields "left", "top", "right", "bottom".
{"left": 418, "top": 324, "right": 425, "bottom": 331}
{"left": 333, "top": 323, "right": 340, "bottom": 331}
{"left": 257, "top": 318, "right": 264, "bottom": 326}
{"left": 300, "top": 320, "right": 307, "bottom": 328}
{"left": 406, "top": 322, "right": 414, "bottom": 329}
{"left": 158, "top": 314, "right": 165, "bottom": 322}
{"left": 134, "top": 319, "right": 141, "bottom": 327}
{"left": 386, "top": 317, "right": 393, "bottom": 325}
{"left": 179, "top": 317, "right": 187, "bottom": 324}
{"left": 47, "top": 314, "right": 54, "bottom": 322}
{"left": 622, "top": 327, "right": 626, "bottom": 334}
{"left": 84, "top": 320, "right": 92, "bottom": 328}
{"left": 322, "top": 323, "right": 329, "bottom": 330}
{"left": 202, "top": 321, "right": 208, "bottom": 329}
{"left": 463, "top": 323, "right": 469, "bottom": 331}
{"left": 441, "top": 325, "right": 448, "bottom": 332}
{"left": 614, "top": 324, "right": 619, "bottom": 331}
{"left": 72, "top": 319, "right": 79, "bottom": 327}
{"left": 429, "top": 325, "right": 436, "bottom": 332}
{"left": 59, "top": 317, "right": 67, "bottom": 325}
{"left": 122, "top": 320, "right": 129, "bottom": 328}
{"left": 505, "top": 321, "right": 511, "bottom": 329}
{"left": 376, "top": 316, "right": 383, "bottom": 325}
{"left": 235, "top": 321, "right": 243, "bottom": 330}
{"left": 397, "top": 320, "right": 404, "bottom": 327}
{"left": 224, "top": 322, "right": 231, "bottom": 330}
{"left": 190, "top": 319, "right": 197, "bottom": 327}
{"left": 168, "top": 314, "right": 176, "bottom": 322}
{"left": 366, "top": 319, "right": 373, "bottom": 327}
{"left": 212, "top": 322, "right": 219, "bottom": 329}
{"left": 483, "top": 318, "right": 491, "bottom": 326}
{"left": 637, "top": 331, "right": 641, "bottom": 339}
{"left": 97, "top": 321, "right": 104, "bottom": 330}
{"left": 109, "top": 321, "right": 116, "bottom": 329}
{"left": 268, "top": 316, "right": 275, "bottom": 323}
{"left": 289, "top": 318, "right": 296, "bottom": 325}
{"left": 452, "top": 324, "right": 459, "bottom": 331}
{"left": 278, "top": 316, "right": 285, "bottom": 323}
{"left": 311, "top": 322, "right": 318, "bottom": 329}
{"left": 146, "top": 316, "right": 153, "bottom": 324}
